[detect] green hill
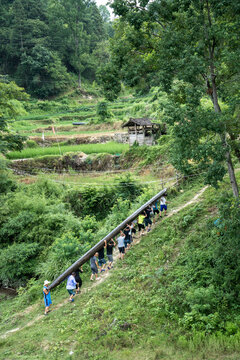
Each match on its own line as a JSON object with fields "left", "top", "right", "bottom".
{"left": 0, "top": 174, "right": 239, "bottom": 360}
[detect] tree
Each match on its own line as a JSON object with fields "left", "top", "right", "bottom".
{"left": 110, "top": 0, "right": 240, "bottom": 197}
{"left": 99, "top": 5, "right": 114, "bottom": 38}
{"left": 97, "top": 18, "right": 159, "bottom": 96}
{"left": 0, "top": 0, "right": 108, "bottom": 95}
{"left": 97, "top": 62, "right": 121, "bottom": 101}
{"left": 0, "top": 80, "right": 28, "bottom": 153}
{"left": 49, "top": 0, "right": 105, "bottom": 87}
{"left": 0, "top": 0, "right": 71, "bottom": 97}
{"left": 17, "top": 45, "right": 71, "bottom": 98}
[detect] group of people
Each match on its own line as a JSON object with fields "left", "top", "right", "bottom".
{"left": 43, "top": 195, "right": 168, "bottom": 315}
{"left": 89, "top": 195, "right": 168, "bottom": 279}
{"left": 90, "top": 224, "right": 135, "bottom": 280}
{"left": 43, "top": 267, "right": 84, "bottom": 315}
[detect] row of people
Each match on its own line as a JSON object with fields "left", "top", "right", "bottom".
{"left": 43, "top": 195, "right": 168, "bottom": 314}
{"left": 89, "top": 195, "right": 168, "bottom": 279}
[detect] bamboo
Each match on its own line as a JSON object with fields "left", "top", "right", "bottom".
{"left": 48, "top": 188, "right": 167, "bottom": 290}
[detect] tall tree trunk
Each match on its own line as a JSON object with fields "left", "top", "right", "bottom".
{"left": 225, "top": 145, "right": 239, "bottom": 198}
{"left": 206, "top": 0, "right": 239, "bottom": 198}
{"left": 210, "top": 74, "right": 239, "bottom": 198}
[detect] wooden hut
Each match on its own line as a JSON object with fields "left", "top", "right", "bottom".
{"left": 122, "top": 118, "right": 161, "bottom": 146}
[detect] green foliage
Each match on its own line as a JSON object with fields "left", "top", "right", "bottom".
{"left": 0, "top": 159, "right": 16, "bottom": 194}
{"left": 0, "top": 189, "right": 73, "bottom": 246}
{"left": 64, "top": 174, "right": 143, "bottom": 220}
{"left": 17, "top": 45, "right": 71, "bottom": 98}
{"left": 211, "top": 195, "right": 240, "bottom": 300}
{"left": 96, "top": 101, "right": 111, "bottom": 121}
{"left": 0, "top": 0, "right": 108, "bottom": 97}
{"left": 97, "top": 62, "right": 121, "bottom": 101}
{"left": 38, "top": 232, "right": 91, "bottom": 280}
{"left": 25, "top": 139, "right": 37, "bottom": 148}
{"left": 123, "top": 142, "right": 170, "bottom": 167}
{"left": 0, "top": 242, "right": 40, "bottom": 287}
{"left": 114, "top": 173, "right": 143, "bottom": 201}
{"left": 0, "top": 81, "right": 28, "bottom": 154}
{"left": 110, "top": 0, "right": 240, "bottom": 196}
{"left": 17, "top": 278, "right": 42, "bottom": 305}
{"left": 64, "top": 186, "right": 116, "bottom": 220}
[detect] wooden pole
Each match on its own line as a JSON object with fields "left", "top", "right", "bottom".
{"left": 48, "top": 188, "right": 167, "bottom": 290}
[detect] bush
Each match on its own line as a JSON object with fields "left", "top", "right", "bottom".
{"left": 96, "top": 101, "right": 111, "bottom": 121}
{"left": 0, "top": 243, "right": 40, "bottom": 287}
{"left": 114, "top": 173, "right": 144, "bottom": 201}
{"left": 0, "top": 159, "right": 16, "bottom": 193}
{"left": 211, "top": 194, "right": 240, "bottom": 302}
{"left": 17, "top": 278, "right": 42, "bottom": 305}
{"left": 64, "top": 186, "right": 117, "bottom": 220}
{"left": 38, "top": 232, "right": 92, "bottom": 279}
{"left": 25, "top": 139, "right": 38, "bottom": 148}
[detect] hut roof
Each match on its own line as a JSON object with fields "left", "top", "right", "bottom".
{"left": 122, "top": 117, "right": 153, "bottom": 127}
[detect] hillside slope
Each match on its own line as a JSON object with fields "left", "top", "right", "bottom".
{"left": 0, "top": 177, "right": 239, "bottom": 360}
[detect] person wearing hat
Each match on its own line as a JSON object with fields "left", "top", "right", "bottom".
{"left": 43, "top": 280, "right": 52, "bottom": 315}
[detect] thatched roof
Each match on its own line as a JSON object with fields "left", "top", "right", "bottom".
{"left": 122, "top": 117, "right": 153, "bottom": 127}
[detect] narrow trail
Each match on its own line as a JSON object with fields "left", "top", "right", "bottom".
{"left": 0, "top": 185, "right": 208, "bottom": 340}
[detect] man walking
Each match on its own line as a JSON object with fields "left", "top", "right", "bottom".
{"left": 105, "top": 238, "right": 116, "bottom": 269}
{"left": 117, "top": 230, "right": 125, "bottom": 260}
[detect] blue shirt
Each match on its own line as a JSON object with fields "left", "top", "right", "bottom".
{"left": 66, "top": 275, "right": 77, "bottom": 290}
{"left": 153, "top": 201, "right": 158, "bottom": 210}
{"left": 43, "top": 286, "right": 52, "bottom": 306}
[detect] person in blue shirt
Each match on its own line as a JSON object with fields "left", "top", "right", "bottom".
{"left": 43, "top": 280, "right": 52, "bottom": 315}
{"left": 152, "top": 200, "right": 160, "bottom": 223}
{"left": 66, "top": 272, "right": 77, "bottom": 302}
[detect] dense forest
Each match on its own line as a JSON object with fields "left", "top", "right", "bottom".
{"left": 0, "top": 0, "right": 112, "bottom": 97}
{"left": 0, "top": 1, "right": 240, "bottom": 359}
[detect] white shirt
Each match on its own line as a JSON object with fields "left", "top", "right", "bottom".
{"left": 160, "top": 196, "right": 166, "bottom": 205}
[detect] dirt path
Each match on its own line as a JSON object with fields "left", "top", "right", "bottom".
{"left": 168, "top": 186, "right": 208, "bottom": 216}
{"left": 134, "top": 185, "right": 208, "bottom": 245}
{"left": 0, "top": 185, "right": 208, "bottom": 339}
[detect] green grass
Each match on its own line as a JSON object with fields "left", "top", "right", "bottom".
{"left": 6, "top": 142, "right": 129, "bottom": 159}
{"left": 18, "top": 171, "right": 170, "bottom": 188}
{"left": 0, "top": 177, "right": 239, "bottom": 359}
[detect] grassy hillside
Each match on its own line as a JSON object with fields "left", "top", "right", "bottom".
{"left": 0, "top": 174, "right": 239, "bottom": 360}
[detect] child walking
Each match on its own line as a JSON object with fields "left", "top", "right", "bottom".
{"left": 43, "top": 280, "right": 52, "bottom": 315}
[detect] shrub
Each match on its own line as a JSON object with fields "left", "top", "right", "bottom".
{"left": 211, "top": 194, "right": 240, "bottom": 302}
{"left": 25, "top": 139, "right": 38, "bottom": 148}
{"left": 17, "top": 278, "right": 42, "bottom": 305}
{"left": 96, "top": 101, "right": 111, "bottom": 121}
{"left": 0, "top": 159, "right": 16, "bottom": 193}
{"left": 64, "top": 186, "right": 117, "bottom": 220}
{"left": 114, "top": 173, "right": 144, "bottom": 201}
{"left": 38, "top": 232, "right": 91, "bottom": 279}
{"left": 0, "top": 243, "right": 40, "bottom": 287}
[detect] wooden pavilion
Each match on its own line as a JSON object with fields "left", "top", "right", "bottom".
{"left": 122, "top": 117, "right": 161, "bottom": 146}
